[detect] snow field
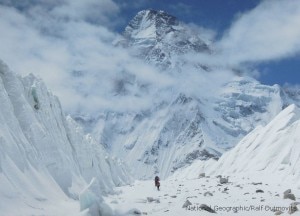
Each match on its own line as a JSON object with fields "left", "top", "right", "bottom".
{"left": 105, "top": 174, "right": 300, "bottom": 215}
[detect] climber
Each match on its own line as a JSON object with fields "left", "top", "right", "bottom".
{"left": 154, "top": 176, "right": 160, "bottom": 191}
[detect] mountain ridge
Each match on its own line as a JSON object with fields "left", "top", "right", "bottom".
{"left": 83, "top": 10, "right": 292, "bottom": 179}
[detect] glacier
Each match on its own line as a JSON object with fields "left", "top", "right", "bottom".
{"left": 0, "top": 60, "right": 131, "bottom": 215}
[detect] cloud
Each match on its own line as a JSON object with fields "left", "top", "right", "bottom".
{"left": 218, "top": 0, "right": 300, "bottom": 64}
{"left": 184, "top": 0, "right": 300, "bottom": 79}
{"left": 51, "top": 0, "right": 120, "bottom": 25}
{"left": 186, "top": 23, "right": 216, "bottom": 45}
{"left": 0, "top": 0, "right": 250, "bottom": 116}
{"left": 0, "top": 5, "right": 71, "bottom": 90}
{"left": 0, "top": 1, "right": 175, "bottom": 114}
{"left": 1, "top": 0, "right": 120, "bottom": 26}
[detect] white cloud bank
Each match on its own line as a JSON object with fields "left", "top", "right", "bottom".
{"left": 218, "top": 0, "right": 300, "bottom": 64}
{"left": 0, "top": 1, "right": 174, "bottom": 114}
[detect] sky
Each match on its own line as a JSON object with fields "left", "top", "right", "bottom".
{"left": 0, "top": 0, "right": 300, "bottom": 114}
{"left": 115, "top": 0, "right": 260, "bottom": 34}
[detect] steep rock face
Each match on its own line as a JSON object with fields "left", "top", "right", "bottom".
{"left": 0, "top": 61, "right": 131, "bottom": 214}
{"left": 118, "top": 9, "right": 209, "bottom": 69}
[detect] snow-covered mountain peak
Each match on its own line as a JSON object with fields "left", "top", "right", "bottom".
{"left": 124, "top": 9, "right": 179, "bottom": 40}
{"left": 119, "top": 9, "right": 210, "bottom": 69}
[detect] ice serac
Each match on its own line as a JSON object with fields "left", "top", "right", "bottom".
{"left": 118, "top": 9, "right": 210, "bottom": 69}
{"left": 0, "top": 61, "right": 131, "bottom": 215}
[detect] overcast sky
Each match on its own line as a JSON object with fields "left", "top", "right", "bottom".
{"left": 0, "top": 0, "right": 300, "bottom": 114}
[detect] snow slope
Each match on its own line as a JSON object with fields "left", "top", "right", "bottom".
{"left": 105, "top": 176, "right": 300, "bottom": 215}
{"left": 0, "top": 60, "right": 131, "bottom": 215}
{"left": 209, "top": 104, "right": 300, "bottom": 186}
{"left": 104, "top": 104, "right": 300, "bottom": 215}
{"left": 172, "top": 104, "right": 300, "bottom": 187}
